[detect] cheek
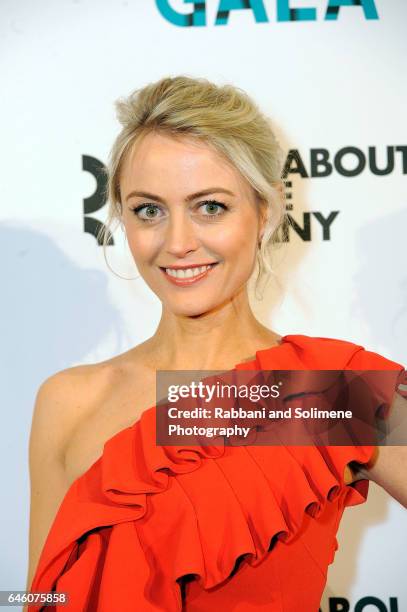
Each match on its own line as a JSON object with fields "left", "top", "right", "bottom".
{"left": 217, "top": 224, "right": 258, "bottom": 285}
{"left": 126, "top": 229, "right": 159, "bottom": 264}
{"left": 216, "top": 218, "right": 257, "bottom": 256}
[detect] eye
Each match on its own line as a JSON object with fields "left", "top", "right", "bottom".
{"left": 130, "top": 203, "right": 163, "bottom": 223}
{"left": 198, "top": 199, "right": 228, "bottom": 219}
{"left": 129, "top": 199, "right": 229, "bottom": 223}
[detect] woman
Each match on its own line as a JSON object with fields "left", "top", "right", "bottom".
{"left": 27, "top": 76, "right": 407, "bottom": 611}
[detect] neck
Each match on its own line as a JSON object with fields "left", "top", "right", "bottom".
{"left": 143, "top": 288, "right": 280, "bottom": 371}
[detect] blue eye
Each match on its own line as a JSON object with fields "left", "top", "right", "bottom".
{"left": 131, "top": 204, "right": 162, "bottom": 222}
{"left": 130, "top": 199, "right": 228, "bottom": 223}
{"left": 199, "top": 200, "right": 228, "bottom": 218}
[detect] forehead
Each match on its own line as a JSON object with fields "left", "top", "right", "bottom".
{"left": 119, "top": 131, "right": 253, "bottom": 199}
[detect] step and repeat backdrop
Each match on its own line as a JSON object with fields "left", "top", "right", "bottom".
{"left": 1, "top": 1, "right": 406, "bottom": 609}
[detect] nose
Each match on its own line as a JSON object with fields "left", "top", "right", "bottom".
{"left": 164, "top": 210, "right": 200, "bottom": 258}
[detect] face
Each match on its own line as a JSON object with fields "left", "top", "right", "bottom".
{"left": 119, "top": 131, "right": 265, "bottom": 316}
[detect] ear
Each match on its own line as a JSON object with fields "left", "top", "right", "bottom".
{"left": 274, "top": 181, "right": 285, "bottom": 200}
{"left": 257, "top": 198, "right": 270, "bottom": 241}
{"left": 257, "top": 182, "right": 284, "bottom": 241}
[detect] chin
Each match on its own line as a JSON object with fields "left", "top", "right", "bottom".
{"left": 166, "top": 299, "right": 216, "bottom": 318}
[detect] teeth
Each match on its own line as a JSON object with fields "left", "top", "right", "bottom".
{"left": 166, "top": 264, "right": 214, "bottom": 279}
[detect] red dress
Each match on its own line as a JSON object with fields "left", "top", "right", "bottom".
{"left": 29, "top": 334, "right": 406, "bottom": 611}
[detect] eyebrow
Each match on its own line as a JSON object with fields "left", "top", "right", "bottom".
{"left": 125, "top": 187, "right": 235, "bottom": 203}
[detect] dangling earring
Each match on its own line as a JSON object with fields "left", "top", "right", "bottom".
{"left": 101, "top": 222, "right": 141, "bottom": 281}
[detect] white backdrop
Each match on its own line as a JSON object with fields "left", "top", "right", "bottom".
{"left": 1, "top": 1, "right": 406, "bottom": 609}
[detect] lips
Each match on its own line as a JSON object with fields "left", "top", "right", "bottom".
{"left": 160, "top": 262, "right": 218, "bottom": 271}
{"left": 160, "top": 262, "right": 219, "bottom": 286}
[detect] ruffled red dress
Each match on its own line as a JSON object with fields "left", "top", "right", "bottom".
{"left": 29, "top": 334, "right": 406, "bottom": 611}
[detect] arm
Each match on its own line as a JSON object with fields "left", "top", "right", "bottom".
{"left": 24, "top": 371, "right": 79, "bottom": 606}
{"left": 347, "top": 390, "right": 407, "bottom": 508}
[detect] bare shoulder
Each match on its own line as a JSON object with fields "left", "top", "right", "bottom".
{"left": 30, "top": 360, "right": 117, "bottom": 456}
{"left": 31, "top": 341, "right": 153, "bottom": 435}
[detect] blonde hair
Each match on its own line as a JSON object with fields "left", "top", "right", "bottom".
{"left": 99, "top": 75, "right": 287, "bottom": 299}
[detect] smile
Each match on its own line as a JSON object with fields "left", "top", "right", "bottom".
{"left": 159, "top": 263, "right": 219, "bottom": 285}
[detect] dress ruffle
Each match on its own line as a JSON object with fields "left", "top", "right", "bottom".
{"left": 29, "top": 335, "right": 406, "bottom": 611}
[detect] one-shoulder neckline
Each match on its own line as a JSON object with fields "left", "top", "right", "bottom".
{"left": 66, "top": 335, "right": 291, "bottom": 488}
{"left": 234, "top": 334, "right": 287, "bottom": 369}
{"left": 128, "top": 334, "right": 289, "bottom": 431}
